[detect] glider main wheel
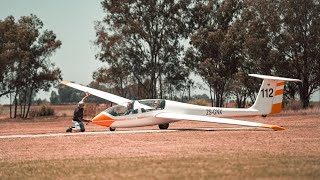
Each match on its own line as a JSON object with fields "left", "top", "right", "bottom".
{"left": 109, "top": 127, "right": 116, "bottom": 131}
{"left": 158, "top": 123, "right": 169, "bottom": 130}
{"left": 262, "top": 115, "right": 267, "bottom": 117}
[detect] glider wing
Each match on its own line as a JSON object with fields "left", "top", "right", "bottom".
{"left": 60, "top": 81, "right": 130, "bottom": 105}
{"left": 156, "top": 112, "right": 285, "bottom": 131}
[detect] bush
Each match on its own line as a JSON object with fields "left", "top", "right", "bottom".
{"left": 37, "top": 106, "right": 55, "bottom": 116}
{"left": 29, "top": 110, "right": 38, "bottom": 117}
{"left": 188, "top": 99, "right": 209, "bottom": 106}
{"left": 288, "top": 100, "right": 303, "bottom": 110}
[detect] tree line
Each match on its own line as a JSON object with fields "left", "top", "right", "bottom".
{"left": 94, "top": 0, "right": 320, "bottom": 108}
{"left": 1, "top": 0, "right": 320, "bottom": 120}
{"left": 0, "top": 14, "right": 61, "bottom": 118}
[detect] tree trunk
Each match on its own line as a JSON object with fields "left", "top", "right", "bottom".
{"left": 19, "top": 98, "right": 22, "bottom": 118}
{"left": 9, "top": 92, "right": 12, "bottom": 118}
{"left": 13, "top": 92, "right": 18, "bottom": 118}
{"left": 209, "top": 84, "right": 214, "bottom": 107}
{"left": 22, "top": 89, "right": 28, "bottom": 118}
{"left": 188, "top": 84, "right": 191, "bottom": 101}
{"left": 25, "top": 87, "right": 33, "bottom": 118}
{"left": 299, "top": 80, "right": 310, "bottom": 108}
{"left": 159, "top": 75, "right": 163, "bottom": 99}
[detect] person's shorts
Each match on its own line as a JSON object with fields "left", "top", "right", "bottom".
{"left": 73, "top": 120, "right": 85, "bottom": 132}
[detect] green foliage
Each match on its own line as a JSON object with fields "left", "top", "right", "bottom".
{"left": 50, "top": 91, "right": 60, "bottom": 105}
{"left": 186, "top": 0, "right": 320, "bottom": 108}
{"left": 95, "top": 0, "right": 194, "bottom": 99}
{"left": 0, "top": 14, "right": 62, "bottom": 118}
{"left": 235, "top": 0, "right": 320, "bottom": 108}
{"left": 37, "top": 106, "right": 54, "bottom": 116}
{"left": 35, "top": 98, "right": 49, "bottom": 105}
{"left": 56, "top": 82, "right": 108, "bottom": 104}
{"left": 57, "top": 84, "right": 82, "bottom": 103}
{"left": 92, "top": 0, "right": 320, "bottom": 108}
{"left": 186, "top": 0, "right": 244, "bottom": 107}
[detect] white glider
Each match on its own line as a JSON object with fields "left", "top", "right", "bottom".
{"left": 61, "top": 74, "right": 301, "bottom": 131}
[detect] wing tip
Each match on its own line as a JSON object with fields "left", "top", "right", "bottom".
{"left": 262, "top": 124, "right": 285, "bottom": 131}
{"left": 60, "top": 81, "right": 71, "bottom": 85}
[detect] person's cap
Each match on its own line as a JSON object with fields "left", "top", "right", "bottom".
{"left": 78, "top": 101, "right": 85, "bottom": 106}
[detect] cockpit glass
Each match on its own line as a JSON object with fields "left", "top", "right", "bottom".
{"left": 104, "top": 105, "right": 127, "bottom": 116}
{"left": 103, "top": 99, "right": 165, "bottom": 116}
{"left": 138, "top": 99, "right": 165, "bottom": 110}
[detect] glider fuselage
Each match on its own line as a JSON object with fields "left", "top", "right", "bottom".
{"left": 92, "top": 99, "right": 260, "bottom": 128}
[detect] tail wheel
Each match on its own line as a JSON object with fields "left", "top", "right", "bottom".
{"left": 109, "top": 127, "right": 116, "bottom": 131}
{"left": 158, "top": 123, "right": 169, "bottom": 130}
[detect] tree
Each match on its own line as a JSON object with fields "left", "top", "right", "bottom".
{"left": 185, "top": 0, "right": 243, "bottom": 107}
{"left": 242, "top": 0, "right": 320, "bottom": 108}
{"left": 95, "top": 0, "right": 193, "bottom": 99}
{"left": 58, "top": 84, "right": 82, "bottom": 104}
{"left": 50, "top": 91, "right": 60, "bottom": 105}
{"left": 0, "top": 14, "right": 62, "bottom": 118}
{"left": 0, "top": 16, "right": 17, "bottom": 98}
{"left": 93, "top": 66, "right": 130, "bottom": 98}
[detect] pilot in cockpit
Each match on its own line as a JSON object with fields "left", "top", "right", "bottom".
{"left": 153, "top": 100, "right": 161, "bottom": 110}
{"left": 125, "top": 101, "right": 134, "bottom": 115}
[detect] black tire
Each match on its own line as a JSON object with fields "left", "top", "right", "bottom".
{"left": 262, "top": 115, "right": 267, "bottom": 117}
{"left": 109, "top": 127, "right": 116, "bottom": 131}
{"left": 158, "top": 123, "right": 169, "bottom": 130}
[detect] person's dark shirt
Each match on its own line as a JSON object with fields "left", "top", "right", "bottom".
{"left": 73, "top": 107, "right": 84, "bottom": 121}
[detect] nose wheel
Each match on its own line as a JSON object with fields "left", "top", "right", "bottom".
{"left": 109, "top": 127, "right": 116, "bottom": 131}
{"left": 158, "top": 123, "right": 169, "bottom": 129}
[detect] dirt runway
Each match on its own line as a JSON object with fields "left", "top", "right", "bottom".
{"left": 0, "top": 114, "right": 319, "bottom": 179}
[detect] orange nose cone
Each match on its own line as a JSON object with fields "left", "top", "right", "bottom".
{"left": 92, "top": 113, "right": 115, "bottom": 127}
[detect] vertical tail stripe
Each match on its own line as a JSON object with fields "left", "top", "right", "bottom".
{"left": 277, "top": 81, "right": 285, "bottom": 86}
{"left": 275, "top": 89, "right": 284, "bottom": 96}
{"left": 271, "top": 103, "right": 282, "bottom": 114}
{"left": 272, "top": 81, "right": 284, "bottom": 114}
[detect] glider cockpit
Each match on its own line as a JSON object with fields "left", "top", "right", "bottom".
{"left": 104, "top": 99, "right": 166, "bottom": 116}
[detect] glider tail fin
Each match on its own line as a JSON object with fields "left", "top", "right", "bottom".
{"left": 249, "top": 74, "right": 301, "bottom": 115}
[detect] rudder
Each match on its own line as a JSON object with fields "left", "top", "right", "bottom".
{"left": 249, "top": 74, "right": 301, "bottom": 115}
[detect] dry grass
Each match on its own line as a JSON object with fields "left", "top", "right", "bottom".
{"left": 280, "top": 106, "right": 320, "bottom": 116}
{"left": 0, "top": 154, "right": 319, "bottom": 179}
{"left": 0, "top": 104, "right": 320, "bottom": 179}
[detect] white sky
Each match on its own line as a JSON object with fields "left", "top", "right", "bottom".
{"left": 0, "top": 0, "right": 106, "bottom": 103}
{"left": 0, "top": 0, "right": 318, "bottom": 104}
{"left": 0, "top": 0, "right": 105, "bottom": 85}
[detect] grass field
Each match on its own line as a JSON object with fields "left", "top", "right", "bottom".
{"left": 1, "top": 155, "right": 319, "bottom": 179}
{"left": 0, "top": 105, "right": 319, "bottom": 179}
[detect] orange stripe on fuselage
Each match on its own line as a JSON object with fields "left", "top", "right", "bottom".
{"left": 92, "top": 113, "right": 115, "bottom": 127}
{"left": 271, "top": 103, "right": 282, "bottom": 114}
{"left": 275, "top": 89, "right": 284, "bottom": 96}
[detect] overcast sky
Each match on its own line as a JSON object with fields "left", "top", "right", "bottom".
{"left": 0, "top": 0, "right": 105, "bottom": 85}
{"left": 0, "top": 0, "right": 319, "bottom": 103}
{"left": 0, "top": 0, "right": 107, "bottom": 103}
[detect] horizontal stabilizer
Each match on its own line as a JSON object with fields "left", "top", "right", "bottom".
{"left": 249, "top": 74, "right": 302, "bottom": 82}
